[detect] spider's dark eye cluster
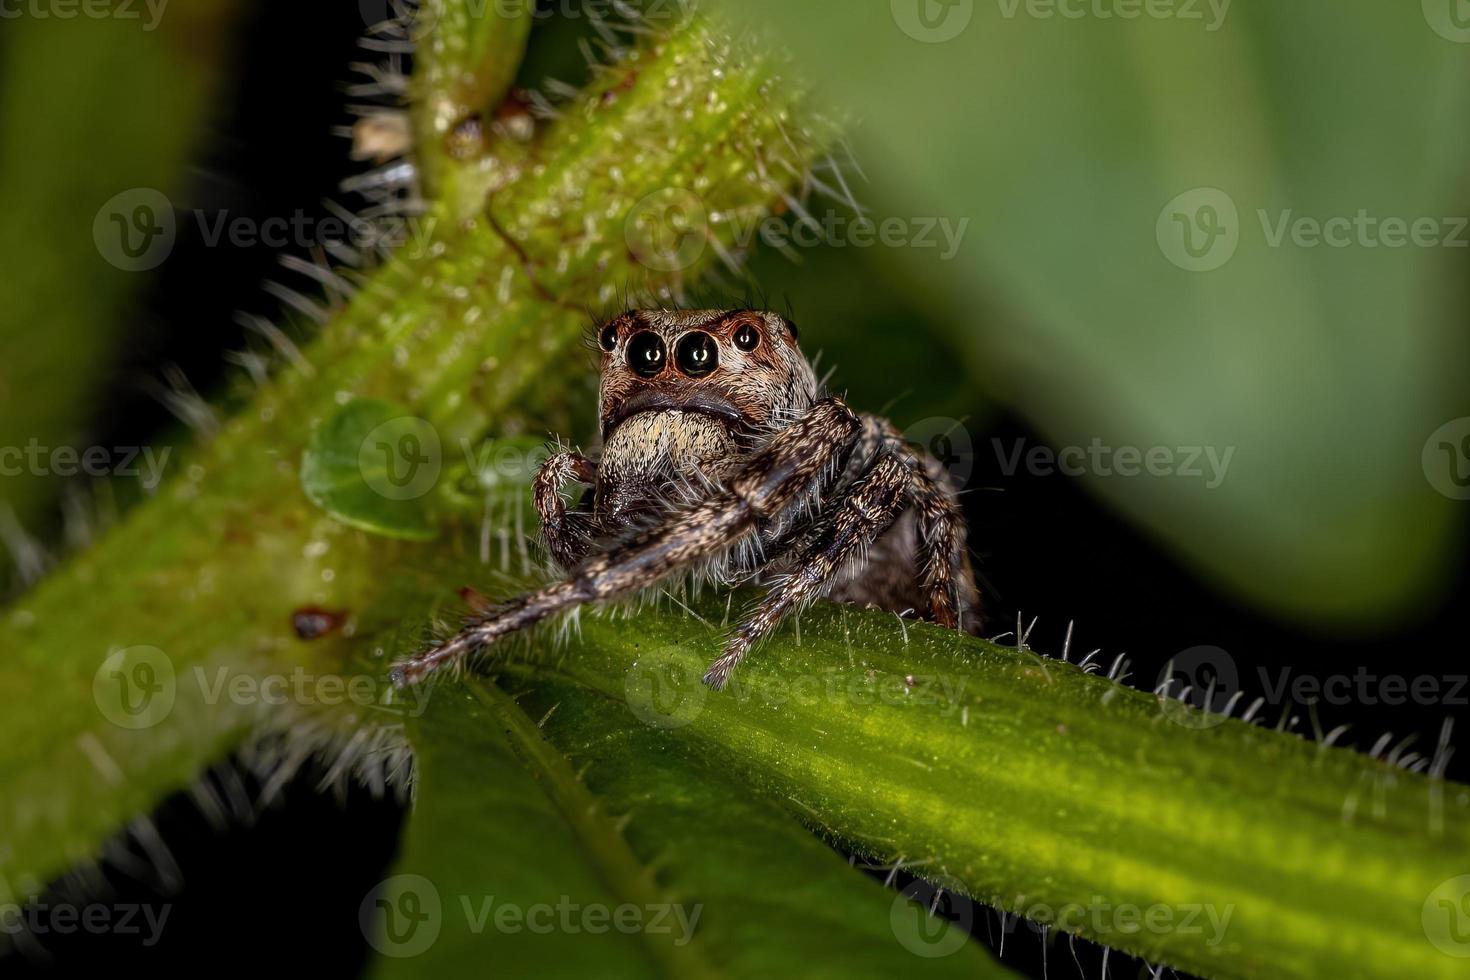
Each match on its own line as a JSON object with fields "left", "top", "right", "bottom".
{"left": 733, "top": 322, "right": 760, "bottom": 352}
{"left": 627, "top": 331, "right": 666, "bottom": 377}
{"left": 599, "top": 323, "right": 619, "bottom": 351}
{"left": 675, "top": 331, "right": 719, "bottom": 377}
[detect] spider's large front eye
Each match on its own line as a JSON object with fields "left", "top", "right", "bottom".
{"left": 675, "top": 331, "right": 719, "bottom": 378}
{"left": 733, "top": 322, "right": 761, "bottom": 352}
{"left": 599, "top": 323, "right": 619, "bottom": 351}
{"left": 627, "top": 331, "right": 666, "bottom": 377}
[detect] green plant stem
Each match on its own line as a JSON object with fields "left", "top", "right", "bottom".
{"left": 485, "top": 601, "right": 1469, "bottom": 980}
{"left": 410, "top": 0, "right": 535, "bottom": 198}
{"left": 0, "top": 12, "right": 829, "bottom": 897}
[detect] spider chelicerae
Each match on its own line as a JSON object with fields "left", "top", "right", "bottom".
{"left": 391, "top": 308, "right": 980, "bottom": 690}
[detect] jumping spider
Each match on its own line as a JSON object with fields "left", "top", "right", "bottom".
{"left": 391, "top": 309, "right": 979, "bottom": 690}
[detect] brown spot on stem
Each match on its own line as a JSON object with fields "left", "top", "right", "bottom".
{"left": 459, "top": 587, "right": 493, "bottom": 615}
{"left": 292, "top": 607, "right": 346, "bottom": 640}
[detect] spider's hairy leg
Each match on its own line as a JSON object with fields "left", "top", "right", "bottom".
{"left": 533, "top": 450, "right": 598, "bottom": 570}
{"left": 703, "top": 449, "right": 914, "bottom": 690}
{"left": 911, "top": 457, "right": 979, "bottom": 631}
{"left": 389, "top": 399, "right": 863, "bottom": 687}
{"left": 865, "top": 415, "right": 979, "bottom": 632}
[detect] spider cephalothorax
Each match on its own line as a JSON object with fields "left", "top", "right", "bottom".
{"left": 392, "top": 308, "right": 979, "bottom": 690}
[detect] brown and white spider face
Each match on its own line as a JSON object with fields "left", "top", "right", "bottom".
{"left": 591, "top": 309, "right": 821, "bottom": 518}
{"left": 595, "top": 309, "right": 819, "bottom": 440}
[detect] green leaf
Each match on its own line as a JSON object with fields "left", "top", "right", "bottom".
{"left": 375, "top": 676, "right": 1014, "bottom": 977}
{"left": 714, "top": 0, "right": 1470, "bottom": 627}
{"left": 301, "top": 400, "right": 443, "bottom": 541}
{"left": 371, "top": 680, "right": 701, "bottom": 976}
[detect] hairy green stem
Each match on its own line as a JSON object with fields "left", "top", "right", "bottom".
{"left": 485, "top": 601, "right": 1469, "bottom": 980}
{"left": 409, "top": 0, "right": 535, "bottom": 198}
{"left": 0, "top": 11, "right": 829, "bottom": 897}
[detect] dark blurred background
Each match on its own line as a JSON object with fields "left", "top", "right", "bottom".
{"left": 2, "top": 2, "right": 1466, "bottom": 977}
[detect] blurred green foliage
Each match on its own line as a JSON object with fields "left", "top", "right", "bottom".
{"left": 720, "top": 0, "right": 1470, "bottom": 630}
{"left": 0, "top": 3, "right": 240, "bottom": 550}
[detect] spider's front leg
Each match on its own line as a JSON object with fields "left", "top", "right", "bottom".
{"left": 702, "top": 443, "right": 916, "bottom": 689}
{"left": 532, "top": 450, "right": 598, "bottom": 570}
{"left": 389, "top": 399, "right": 863, "bottom": 687}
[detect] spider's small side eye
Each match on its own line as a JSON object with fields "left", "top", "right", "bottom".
{"left": 627, "top": 331, "right": 666, "bottom": 377}
{"left": 599, "top": 323, "right": 619, "bottom": 351}
{"left": 733, "top": 323, "right": 761, "bottom": 352}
